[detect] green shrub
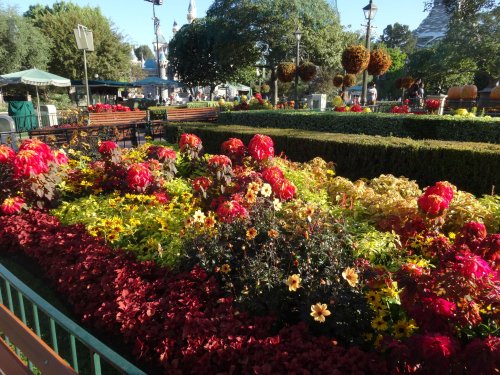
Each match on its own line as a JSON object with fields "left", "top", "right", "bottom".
{"left": 164, "top": 123, "right": 500, "bottom": 195}
{"left": 217, "top": 111, "right": 500, "bottom": 143}
{"left": 187, "top": 101, "right": 218, "bottom": 108}
{"left": 148, "top": 106, "right": 168, "bottom": 120}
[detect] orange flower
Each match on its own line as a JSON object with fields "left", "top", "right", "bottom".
{"left": 246, "top": 227, "right": 258, "bottom": 240}
{"left": 268, "top": 229, "right": 279, "bottom": 238}
{"left": 342, "top": 267, "right": 359, "bottom": 287}
{"left": 245, "top": 190, "right": 257, "bottom": 203}
{"left": 286, "top": 274, "right": 301, "bottom": 292}
{"left": 310, "top": 303, "right": 331, "bottom": 323}
{"left": 204, "top": 216, "right": 216, "bottom": 228}
{"left": 221, "top": 264, "right": 231, "bottom": 273}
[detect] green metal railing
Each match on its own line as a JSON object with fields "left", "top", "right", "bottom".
{"left": 0, "top": 263, "right": 147, "bottom": 375}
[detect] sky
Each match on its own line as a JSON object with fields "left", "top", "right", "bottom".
{"left": 7, "top": 0, "right": 429, "bottom": 48}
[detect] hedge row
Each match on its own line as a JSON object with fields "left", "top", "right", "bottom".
{"left": 164, "top": 123, "right": 500, "bottom": 196}
{"left": 217, "top": 110, "right": 500, "bottom": 144}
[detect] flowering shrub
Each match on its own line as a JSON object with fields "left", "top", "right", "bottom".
{"left": 425, "top": 99, "right": 441, "bottom": 114}
{"left": 391, "top": 105, "right": 411, "bottom": 114}
{"left": 87, "top": 103, "right": 131, "bottom": 113}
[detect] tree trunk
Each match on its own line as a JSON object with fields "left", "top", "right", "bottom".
{"left": 271, "top": 67, "right": 278, "bottom": 106}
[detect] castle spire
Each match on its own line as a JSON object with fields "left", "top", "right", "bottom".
{"left": 172, "top": 19, "right": 179, "bottom": 35}
{"left": 187, "top": 0, "right": 197, "bottom": 24}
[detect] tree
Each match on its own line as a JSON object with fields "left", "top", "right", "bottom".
{"left": 206, "top": 0, "right": 345, "bottom": 104}
{"left": 0, "top": 5, "right": 51, "bottom": 74}
{"left": 375, "top": 46, "right": 408, "bottom": 100}
{"left": 425, "top": 0, "right": 497, "bottom": 20}
{"left": 24, "top": 1, "right": 130, "bottom": 81}
{"left": 379, "top": 23, "right": 416, "bottom": 54}
{"left": 134, "top": 45, "right": 154, "bottom": 61}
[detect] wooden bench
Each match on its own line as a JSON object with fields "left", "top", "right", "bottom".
{"left": 88, "top": 110, "right": 147, "bottom": 126}
{"left": 166, "top": 107, "right": 219, "bottom": 122}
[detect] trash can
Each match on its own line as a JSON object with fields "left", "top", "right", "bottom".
{"left": 39, "top": 104, "right": 58, "bottom": 127}
{"left": 0, "top": 114, "right": 18, "bottom": 148}
{"left": 8, "top": 101, "right": 37, "bottom": 132}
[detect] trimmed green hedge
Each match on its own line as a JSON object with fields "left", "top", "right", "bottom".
{"left": 187, "top": 101, "right": 219, "bottom": 108}
{"left": 217, "top": 111, "right": 500, "bottom": 144}
{"left": 164, "top": 123, "right": 500, "bottom": 196}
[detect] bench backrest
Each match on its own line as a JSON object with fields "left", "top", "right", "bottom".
{"left": 89, "top": 111, "right": 147, "bottom": 126}
{"left": 166, "top": 107, "right": 219, "bottom": 122}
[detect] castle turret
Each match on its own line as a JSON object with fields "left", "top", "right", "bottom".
{"left": 187, "top": 0, "right": 197, "bottom": 24}
{"left": 172, "top": 20, "right": 179, "bottom": 35}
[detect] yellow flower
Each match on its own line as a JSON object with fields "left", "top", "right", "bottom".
{"left": 193, "top": 210, "right": 206, "bottom": 223}
{"left": 260, "top": 183, "right": 272, "bottom": 197}
{"left": 220, "top": 264, "right": 231, "bottom": 273}
{"left": 246, "top": 227, "right": 258, "bottom": 240}
{"left": 341, "top": 267, "right": 359, "bottom": 287}
{"left": 204, "top": 215, "right": 216, "bottom": 228}
{"left": 371, "top": 316, "right": 388, "bottom": 331}
{"left": 381, "top": 287, "right": 399, "bottom": 299}
{"left": 268, "top": 229, "right": 279, "bottom": 238}
{"left": 310, "top": 303, "right": 331, "bottom": 323}
{"left": 247, "top": 182, "right": 260, "bottom": 193}
{"left": 245, "top": 190, "right": 257, "bottom": 204}
{"left": 365, "top": 290, "right": 381, "bottom": 305}
{"left": 286, "top": 274, "right": 301, "bottom": 292}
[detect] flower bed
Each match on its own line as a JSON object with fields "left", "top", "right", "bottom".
{"left": 0, "top": 136, "right": 499, "bottom": 374}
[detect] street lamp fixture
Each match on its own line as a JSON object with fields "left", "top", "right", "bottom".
{"left": 294, "top": 26, "right": 302, "bottom": 110}
{"left": 73, "top": 24, "right": 94, "bottom": 107}
{"left": 360, "top": 0, "right": 377, "bottom": 106}
{"left": 145, "top": 0, "right": 163, "bottom": 78}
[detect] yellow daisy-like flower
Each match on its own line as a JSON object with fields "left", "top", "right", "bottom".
{"left": 341, "top": 267, "right": 359, "bottom": 287}
{"left": 246, "top": 227, "right": 258, "bottom": 240}
{"left": 204, "top": 215, "right": 216, "bottom": 228}
{"left": 268, "top": 229, "right": 279, "bottom": 238}
{"left": 193, "top": 209, "right": 206, "bottom": 223}
{"left": 245, "top": 190, "right": 257, "bottom": 204}
{"left": 247, "top": 182, "right": 261, "bottom": 193}
{"left": 365, "top": 290, "right": 381, "bottom": 305}
{"left": 286, "top": 274, "right": 301, "bottom": 292}
{"left": 220, "top": 264, "right": 231, "bottom": 273}
{"left": 381, "top": 287, "right": 399, "bottom": 299}
{"left": 310, "top": 303, "right": 331, "bottom": 323}
{"left": 393, "top": 320, "right": 411, "bottom": 339}
{"left": 371, "top": 316, "right": 388, "bottom": 331}
{"left": 260, "top": 183, "right": 272, "bottom": 197}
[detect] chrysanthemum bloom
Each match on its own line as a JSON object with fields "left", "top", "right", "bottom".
{"left": 271, "top": 179, "right": 296, "bottom": 201}
{"left": 127, "top": 163, "right": 153, "bottom": 192}
{"left": 216, "top": 200, "right": 248, "bottom": 223}
{"left": 179, "top": 133, "right": 202, "bottom": 152}
{"left": 1, "top": 196, "right": 25, "bottom": 215}
{"left": 221, "top": 138, "right": 246, "bottom": 160}
{"left": 261, "top": 166, "right": 284, "bottom": 185}
{"left": 13, "top": 149, "right": 49, "bottom": 177}
{"left": 286, "top": 274, "right": 301, "bottom": 292}
{"left": 246, "top": 227, "right": 257, "bottom": 240}
{"left": 417, "top": 193, "right": 449, "bottom": 217}
{"left": 0, "top": 145, "right": 16, "bottom": 164}
{"left": 192, "top": 176, "right": 212, "bottom": 193}
{"left": 248, "top": 134, "right": 274, "bottom": 161}
{"left": 310, "top": 303, "right": 331, "bottom": 323}
{"left": 220, "top": 264, "right": 231, "bottom": 273}
{"left": 409, "top": 333, "right": 459, "bottom": 373}
{"left": 208, "top": 155, "right": 232, "bottom": 169}
{"left": 98, "top": 141, "right": 118, "bottom": 155}
{"left": 19, "top": 139, "right": 54, "bottom": 162}
{"left": 342, "top": 267, "right": 359, "bottom": 287}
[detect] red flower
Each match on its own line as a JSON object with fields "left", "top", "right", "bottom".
{"left": 350, "top": 104, "right": 363, "bottom": 112}
{"left": 216, "top": 200, "right": 248, "bottom": 223}
{"left": 153, "top": 191, "right": 170, "bottom": 204}
{"left": 179, "top": 133, "right": 202, "bottom": 152}
{"left": 477, "top": 234, "right": 500, "bottom": 268}
{"left": 221, "top": 138, "right": 246, "bottom": 160}
{"left": 98, "top": 141, "right": 118, "bottom": 155}
{"left": 455, "top": 222, "right": 487, "bottom": 252}
{"left": 248, "top": 134, "right": 274, "bottom": 161}
{"left": 417, "top": 193, "right": 449, "bottom": 216}
{"left": 0, "top": 145, "right": 15, "bottom": 164}
{"left": 192, "top": 176, "right": 212, "bottom": 193}
{"left": 453, "top": 251, "right": 494, "bottom": 280}
{"left": 207, "top": 155, "right": 232, "bottom": 169}
{"left": 148, "top": 146, "right": 176, "bottom": 162}
{"left": 424, "top": 181, "right": 454, "bottom": 203}
{"left": 271, "top": 179, "right": 296, "bottom": 201}
{"left": 261, "top": 166, "right": 284, "bottom": 185}
{"left": 409, "top": 333, "right": 459, "bottom": 372}
{"left": 19, "top": 139, "right": 54, "bottom": 162}
{"left": 53, "top": 150, "right": 69, "bottom": 165}
{"left": 127, "top": 163, "right": 153, "bottom": 192}
{"left": 334, "top": 106, "right": 346, "bottom": 112}
{"left": 13, "top": 149, "right": 49, "bottom": 177}
{"left": 1, "top": 196, "right": 25, "bottom": 215}
{"left": 462, "top": 336, "right": 500, "bottom": 375}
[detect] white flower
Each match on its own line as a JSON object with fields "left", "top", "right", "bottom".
{"left": 193, "top": 209, "right": 206, "bottom": 223}
{"left": 260, "top": 183, "right": 272, "bottom": 197}
{"left": 273, "top": 198, "right": 282, "bottom": 211}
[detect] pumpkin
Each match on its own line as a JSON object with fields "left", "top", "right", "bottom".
{"left": 447, "top": 86, "right": 462, "bottom": 100}
{"left": 461, "top": 85, "right": 477, "bottom": 100}
{"left": 490, "top": 86, "right": 500, "bottom": 100}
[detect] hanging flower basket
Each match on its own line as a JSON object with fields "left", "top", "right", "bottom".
{"left": 342, "top": 74, "right": 357, "bottom": 88}
{"left": 333, "top": 74, "right": 344, "bottom": 88}
{"left": 277, "top": 62, "right": 297, "bottom": 82}
{"left": 261, "top": 84, "right": 270, "bottom": 93}
{"left": 367, "top": 49, "right": 392, "bottom": 76}
{"left": 298, "top": 62, "right": 317, "bottom": 82}
{"left": 341, "top": 45, "right": 370, "bottom": 74}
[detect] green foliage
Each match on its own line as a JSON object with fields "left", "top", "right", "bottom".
{"left": 134, "top": 44, "right": 154, "bottom": 61}
{"left": 186, "top": 101, "right": 219, "bottom": 108}
{"left": 379, "top": 23, "right": 417, "bottom": 54}
{"left": 0, "top": 5, "right": 51, "bottom": 74}
{"left": 24, "top": 1, "right": 130, "bottom": 81}
{"left": 164, "top": 123, "right": 500, "bottom": 195}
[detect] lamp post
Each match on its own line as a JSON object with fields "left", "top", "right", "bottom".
{"left": 145, "top": 0, "right": 163, "bottom": 78}
{"left": 74, "top": 24, "right": 94, "bottom": 107}
{"left": 294, "top": 26, "right": 302, "bottom": 110}
{"left": 360, "top": 0, "right": 377, "bottom": 106}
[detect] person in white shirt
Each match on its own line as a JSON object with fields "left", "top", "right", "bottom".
{"left": 367, "top": 83, "right": 377, "bottom": 105}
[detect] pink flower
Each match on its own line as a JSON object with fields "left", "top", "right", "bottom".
{"left": 417, "top": 193, "right": 449, "bottom": 216}
{"left": 424, "top": 181, "right": 454, "bottom": 203}
{"left": 153, "top": 191, "right": 170, "bottom": 204}
{"left": 148, "top": 146, "right": 176, "bottom": 162}
{"left": 261, "top": 166, "right": 284, "bottom": 185}
{"left": 216, "top": 200, "right": 248, "bottom": 223}
{"left": 207, "top": 155, "right": 232, "bottom": 169}
{"left": 455, "top": 222, "right": 487, "bottom": 252}
{"left": 179, "top": 133, "right": 202, "bottom": 152}
{"left": 53, "top": 150, "right": 69, "bottom": 165}
{"left": 13, "top": 149, "right": 49, "bottom": 177}
{"left": 0, "top": 145, "right": 15, "bottom": 164}
{"left": 127, "top": 163, "right": 153, "bottom": 192}
{"left": 271, "top": 179, "right": 296, "bottom": 201}
{"left": 453, "top": 251, "right": 494, "bottom": 280}
{"left": 221, "top": 138, "right": 246, "bottom": 160}
{"left": 98, "top": 141, "right": 118, "bottom": 155}
{"left": 248, "top": 134, "right": 274, "bottom": 161}
{"left": 19, "top": 139, "right": 54, "bottom": 162}
{"left": 1, "top": 196, "right": 25, "bottom": 215}
{"left": 409, "top": 333, "right": 459, "bottom": 372}
{"left": 192, "top": 176, "right": 212, "bottom": 193}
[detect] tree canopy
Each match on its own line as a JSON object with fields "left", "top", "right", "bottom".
{"left": 379, "top": 23, "right": 416, "bottom": 54}
{"left": 24, "top": 1, "right": 130, "bottom": 81}
{"left": 0, "top": 5, "right": 51, "bottom": 74}
{"left": 426, "top": 0, "right": 498, "bottom": 20}
{"left": 134, "top": 45, "right": 154, "bottom": 61}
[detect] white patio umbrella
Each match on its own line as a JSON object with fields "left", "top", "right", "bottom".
{"left": 0, "top": 68, "right": 71, "bottom": 126}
